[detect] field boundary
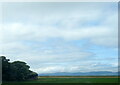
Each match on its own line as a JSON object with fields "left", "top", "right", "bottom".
{"left": 38, "top": 76, "right": 120, "bottom": 78}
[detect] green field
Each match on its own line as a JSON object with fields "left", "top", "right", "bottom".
{"left": 23, "top": 78, "right": 119, "bottom": 83}
{"left": 3, "top": 76, "right": 119, "bottom": 84}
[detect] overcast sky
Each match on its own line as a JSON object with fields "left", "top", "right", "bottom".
{"left": 0, "top": 2, "right": 118, "bottom": 74}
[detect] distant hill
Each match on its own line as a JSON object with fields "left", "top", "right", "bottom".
{"left": 39, "top": 71, "right": 119, "bottom": 76}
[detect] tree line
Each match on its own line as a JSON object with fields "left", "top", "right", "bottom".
{"left": 0, "top": 56, "right": 38, "bottom": 81}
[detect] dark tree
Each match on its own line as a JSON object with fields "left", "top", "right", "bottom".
{"left": 10, "top": 61, "right": 30, "bottom": 81}
{"left": 28, "top": 70, "right": 38, "bottom": 80}
{"left": 0, "top": 56, "right": 38, "bottom": 81}
{"left": 1, "top": 56, "right": 10, "bottom": 81}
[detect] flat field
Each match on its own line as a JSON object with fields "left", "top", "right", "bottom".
{"left": 3, "top": 76, "right": 119, "bottom": 84}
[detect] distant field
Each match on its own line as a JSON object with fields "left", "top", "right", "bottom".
{"left": 39, "top": 76, "right": 120, "bottom": 78}
{"left": 3, "top": 76, "right": 119, "bottom": 84}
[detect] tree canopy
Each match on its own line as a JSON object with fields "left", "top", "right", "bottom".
{"left": 0, "top": 56, "right": 38, "bottom": 81}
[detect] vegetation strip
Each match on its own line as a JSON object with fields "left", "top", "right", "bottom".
{"left": 39, "top": 76, "right": 119, "bottom": 78}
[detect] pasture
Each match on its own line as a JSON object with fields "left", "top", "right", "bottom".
{"left": 3, "top": 76, "right": 119, "bottom": 84}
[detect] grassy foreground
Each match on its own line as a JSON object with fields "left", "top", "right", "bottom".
{"left": 3, "top": 76, "right": 119, "bottom": 83}
{"left": 23, "top": 78, "right": 119, "bottom": 83}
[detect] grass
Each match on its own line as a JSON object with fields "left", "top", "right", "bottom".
{"left": 22, "top": 78, "right": 119, "bottom": 83}
{"left": 3, "top": 76, "right": 119, "bottom": 84}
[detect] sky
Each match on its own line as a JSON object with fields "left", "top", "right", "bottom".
{"left": 0, "top": 2, "right": 118, "bottom": 74}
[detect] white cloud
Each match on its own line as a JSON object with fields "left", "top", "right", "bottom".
{"left": 2, "top": 41, "right": 94, "bottom": 63}
{"left": 2, "top": 20, "right": 117, "bottom": 47}
{"left": 1, "top": 2, "right": 117, "bottom": 47}
{"left": 0, "top": 2, "right": 118, "bottom": 73}
{"left": 32, "top": 62, "right": 118, "bottom": 74}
